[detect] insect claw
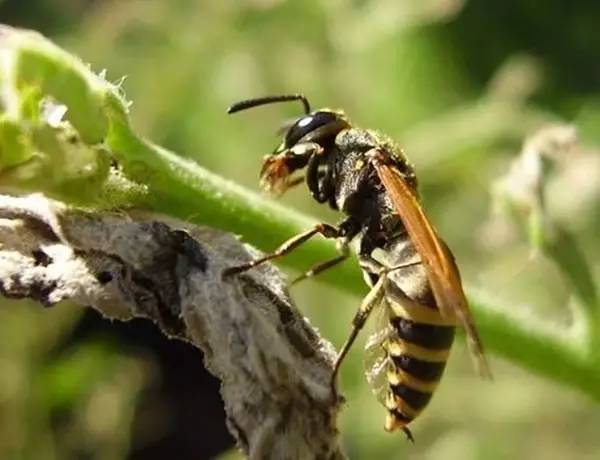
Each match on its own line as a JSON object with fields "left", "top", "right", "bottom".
{"left": 329, "top": 376, "right": 345, "bottom": 405}
{"left": 290, "top": 273, "right": 308, "bottom": 285}
{"left": 221, "top": 265, "right": 246, "bottom": 279}
{"left": 402, "top": 427, "right": 415, "bottom": 443}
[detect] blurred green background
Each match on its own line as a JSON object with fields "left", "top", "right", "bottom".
{"left": 1, "top": 0, "right": 600, "bottom": 459}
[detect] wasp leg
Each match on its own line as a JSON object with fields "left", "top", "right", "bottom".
{"left": 291, "top": 242, "right": 349, "bottom": 285}
{"left": 331, "top": 274, "right": 387, "bottom": 392}
{"left": 284, "top": 175, "right": 306, "bottom": 189}
{"left": 291, "top": 254, "right": 348, "bottom": 285}
{"left": 295, "top": 121, "right": 347, "bottom": 204}
{"left": 330, "top": 258, "right": 422, "bottom": 391}
{"left": 288, "top": 168, "right": 327, "bottom": 192}
{"left": 388, "top": 261, "right": 421, "bottom": 272}
{"left": 359, "top": 253, "right": 421, "bottom": 280}
{"left": 222, "top": 223, "right": 340, "bottom": 277}
{"left": 402, "top": 427, "right": 415, "bottom": 443}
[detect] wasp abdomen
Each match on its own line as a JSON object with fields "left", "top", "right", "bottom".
{"left": 383, "top": 300, "right": 455, "bottom": 432}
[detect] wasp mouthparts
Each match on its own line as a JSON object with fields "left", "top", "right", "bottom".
{"left": 259, "top": 154, "right": 291, "bottom": 195}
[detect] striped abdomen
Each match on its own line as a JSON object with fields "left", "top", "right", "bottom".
{"left": 383, "top": 306, "right": 455, "bottom": 432}
{"left": 361, "top": 236, "right": 456, "bottom": 434}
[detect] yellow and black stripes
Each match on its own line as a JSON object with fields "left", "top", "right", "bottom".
{"left": 382, "top": 298, "right": 455, "bottom": 434}
{"left": 358, "top": 242, "right": 458, "bottom": 437}
{"left": 391, "top": 317, "right": 455, "bottom": 350}
{"left": 391, "top": 353, "right": 447, "bottom": 382}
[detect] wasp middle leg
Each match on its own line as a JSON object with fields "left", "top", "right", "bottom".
{"left": 291, "top": 241, "right": 350, "bottom": 285}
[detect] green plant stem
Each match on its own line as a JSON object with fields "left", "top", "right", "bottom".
{"left": 543, "top": 227, "right": 599, "bottom": 315}
{"left": 470, "top": 293, "right": 600, "bottom": 401}
{"left": 107, "top": 116, "right": 348, "bottom": 287}
{"left": 2, "top": 25, "right": 600, "bottom": 404}
{"left": 60, "top": 119, "right": 600, "bottom": 403}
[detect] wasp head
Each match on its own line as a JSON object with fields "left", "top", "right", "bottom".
{"left": 260, "top": 109, "right": 347, "bottom": 194}
{"left": 228, "top": 94, "right": 349, "bottom": 195}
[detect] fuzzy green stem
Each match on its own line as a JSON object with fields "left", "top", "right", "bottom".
{"left": 470, "top": 292, "right": 600, "bottom": 401}
{"left": 543, "top": 227, "right": 599, "bottom": 315}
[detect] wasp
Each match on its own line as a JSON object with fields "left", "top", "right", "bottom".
{"left": 225, "top": 94, "right": 490, "bottom": 440}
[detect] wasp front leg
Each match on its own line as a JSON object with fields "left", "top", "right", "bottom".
{"left": 222, "top": 223, "right": 341, "bottom": 277}
{"left": 224, "top": 214, "right": 360, "bottom": 279}
{"left": 289, "top": 216, "right": 362, "bottom": 283}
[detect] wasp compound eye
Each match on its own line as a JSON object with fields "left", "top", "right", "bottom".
{"left": 284, "top": 111, "right": 340, "bottom": 147}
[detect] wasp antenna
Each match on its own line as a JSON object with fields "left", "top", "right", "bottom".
{"left": 227, "top": 94, "right": 311, "bottom": 115}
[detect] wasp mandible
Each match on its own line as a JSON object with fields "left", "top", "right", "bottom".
{"left": 225, "top": 94, "right": 490, "bottom": 440}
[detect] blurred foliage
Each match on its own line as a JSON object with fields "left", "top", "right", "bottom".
{"left": 1, "top": 0, "right": 599, "bottom": 459}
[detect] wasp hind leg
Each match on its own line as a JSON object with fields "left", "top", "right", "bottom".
{"left": 402, "top": 427, "right": 414, "bottom": 443}
{"left": 330, "top": 259, "right": 422, "bottom": 395}
{"left": 331, "top": 274, "right": 387, "bottom": 393}
{"left": 222, "top": 223, "right": 340, "bottom": 277}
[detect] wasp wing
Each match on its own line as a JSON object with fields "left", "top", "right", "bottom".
{"left": 364, "top": 298, "right": 394, "bottom": 406}
{"left": 374, "top": 159, "right": 491, "bottom": 378}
